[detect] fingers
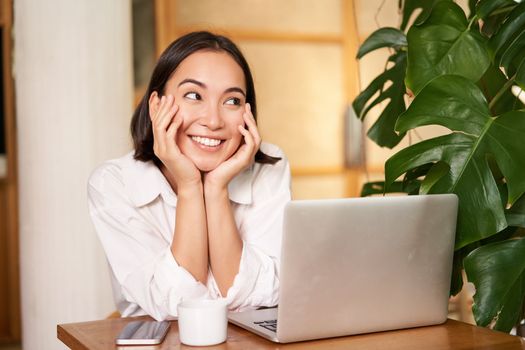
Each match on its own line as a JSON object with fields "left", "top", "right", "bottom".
{"left": 231, "top": 103, "right": 260, "bottom": 167}
{"left": 238, "top": 124, "right": 253, "bottom": 149}
{"left": 150, "top": 94, "right": 180, "bottom": 156}
{"left": 152, "top": 95, "right": 177, "bottom": 130}
{"left": 241, "top": 103, "right": 261, "bottom": 153}
{"left": 166, "top": 113, "right": 183, "bottom": 154}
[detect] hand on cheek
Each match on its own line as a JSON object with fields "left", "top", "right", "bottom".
{"left": 149, "top": 93, "right": 202, "bottom": 190}
{"left": 204, "top": 103, "right": 261, "bottom": 191}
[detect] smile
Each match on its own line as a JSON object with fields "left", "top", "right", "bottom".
{"left": 191, "top": 136, "right": 223, "bottom": 147}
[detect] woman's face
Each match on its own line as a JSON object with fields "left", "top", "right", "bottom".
{"left": 160, "top": 50, "right": 247, "bottom": 172}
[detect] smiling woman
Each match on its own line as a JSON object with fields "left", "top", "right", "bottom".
{"left": 87, "top": 31, "right": 291, "bottom": 321}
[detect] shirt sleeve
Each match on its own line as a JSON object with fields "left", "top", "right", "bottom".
{"left": 223, "top": 145, "right": 292, "bottom": 311}
{"left": 87, "top": 162, "right": 211, "bottom": 321}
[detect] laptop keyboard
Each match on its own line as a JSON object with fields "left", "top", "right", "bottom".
{"left": 254, "top": 319, "right": 277, "bottom": 332}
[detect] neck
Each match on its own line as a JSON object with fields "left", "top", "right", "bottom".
{"left": 159, "top": 165, "right": 178, "bottom": 194}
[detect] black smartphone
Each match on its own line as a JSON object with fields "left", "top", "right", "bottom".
{"left": 115, "top": 320, "right": 170, "bottom": 345}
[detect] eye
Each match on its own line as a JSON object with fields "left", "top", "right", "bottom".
{"left": 184, "top": 92, "right": 201, "bottom": 100}
{"left": 225, "top": 97, "right": 241, "bottom": 106}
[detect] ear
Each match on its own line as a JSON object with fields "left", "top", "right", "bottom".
{"left": 148, "top": 91, "right": 160, "bottom": 120}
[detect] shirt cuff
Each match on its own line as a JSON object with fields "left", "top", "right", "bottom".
{"left": 155, "top": 248, "right": 211, "bottom": 311}
{"left": 225, "top": 242, "right": 279, "bottom": 311}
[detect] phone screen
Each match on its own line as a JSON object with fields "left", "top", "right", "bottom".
{"left": 115, "top": 320, "right": 170, "bottom": 345}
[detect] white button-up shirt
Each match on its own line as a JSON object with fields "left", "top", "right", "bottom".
{"left": 87, "top": 142, "right": 291, "bottom": 320}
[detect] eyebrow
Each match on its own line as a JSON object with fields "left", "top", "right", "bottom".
{"left": 178, "top": 78, "right": 246, "bottom": 97}
{"left": 224, "top": 87, "right": 246, "bottom": 97}
{"left": 178, "top": 78, "right": 205, "bottom": 88}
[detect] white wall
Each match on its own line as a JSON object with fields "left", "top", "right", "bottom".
{"left": 14, "top": 1, "right": 133, "bottom": 348}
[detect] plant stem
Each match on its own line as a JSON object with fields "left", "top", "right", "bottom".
{"left": 467, "top": 15, "right": 478, "bottom": 30}
{"left": 488, "top": 74, "right": 516, "bottom": 111}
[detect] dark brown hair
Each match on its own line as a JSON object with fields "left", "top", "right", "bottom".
{"left": 131, "top": 31, "right": 280, "bottom": 167}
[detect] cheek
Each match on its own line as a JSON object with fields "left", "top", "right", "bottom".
{"left": 177, "top": 97, "right": 207, "bottom": 118}
{"left": 173, "top": 111, "right": 192, "bottom": 149}
{"left": 228, "top": 118, "right": 245, "bottom": 153}
{"left": 225, "top": 111, "right": 244, "bottom": 139}
{"left": 225, "top": 109, "right": 244, "bottom": 127}
{"left": 175, "top": 105, "right": 197, "bottom": 132}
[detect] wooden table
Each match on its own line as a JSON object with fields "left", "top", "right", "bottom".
{"left": 58, "top": 316, "right": 525, "bottom": 349}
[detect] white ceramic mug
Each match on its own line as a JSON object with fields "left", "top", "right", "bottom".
{"left": 177, "top": 299, "right": 228, "bottom": 346}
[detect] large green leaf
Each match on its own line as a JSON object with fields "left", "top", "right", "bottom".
{"left": 405, "top": 1, "right": 490, "bottom": 94}
{"left": 386, "top": 75, "right": 525, "bottom": 249}
{"left": 397, "top": 75, "right": 489, "bottom": 135}
{"left": 488, "top": 1, "right": 525, "bottom": 79}
{"left": 476, "top": 0, "right": 518, "bottom": 20}
{"left": 352, "top": 52, "right": 407, "bottom": 148}
{"left": 419, "top": 161, "right": 450, "bottom": 195}
{"left": 488, "top": 1, "right": 525, "bottom": 61}
{"left": 398, "top": 0, "right": 448, "bottom": 31}
{"left": 464, "top": 238, "right": 525, "bottom": 331}
{"left": 356, "top": 28, "right": 407, "bottom": 59}
{"left": 500, "top": 31, "right": 525, "bottom": 74}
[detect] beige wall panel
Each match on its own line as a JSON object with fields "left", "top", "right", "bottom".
{"left": 354, "top": 0, "right": 399, "bottom": 39}
{"left": 176, "top": 0, "right": 342, "bottom": 34}
{"left": 240, "top": 41, "right": 345, "bottom": 168}
{"left": 292, "top": 174, "right": 347, "bottom": 199}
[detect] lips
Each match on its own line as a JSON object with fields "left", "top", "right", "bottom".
{"left": 191, "top": 135, "right": 223, "bottom": 147}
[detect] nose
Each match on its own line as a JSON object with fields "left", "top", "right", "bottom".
{"left": 200, "top": 102, "right": 224, "bottom": 130}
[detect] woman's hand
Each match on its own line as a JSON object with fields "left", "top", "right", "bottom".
{"left": 204, "top": 103, "right": 261, "bottom": 192}
{"left": 150, "top": 94, "right": 201, "bottom": 191}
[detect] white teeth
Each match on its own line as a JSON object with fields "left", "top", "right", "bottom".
{"left": 191, "top": 136, "right": 222, "bottom": 147}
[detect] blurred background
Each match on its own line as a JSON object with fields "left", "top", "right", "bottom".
{"left": 0, "top": 0, "right": 472, "bottom": 349}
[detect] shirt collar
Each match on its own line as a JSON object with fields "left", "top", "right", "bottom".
{"left": 227, "top": 165, "right": 253, "bottom": 205}
{"left": 122, "top": 155, "right": 177, "bottom": 207}
{"left": 123, "top": 154, "right": 253, "bottom": 207}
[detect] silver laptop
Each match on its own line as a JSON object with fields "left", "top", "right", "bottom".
{"left": 228, "top": 194, "right": 458, "bottom": 343}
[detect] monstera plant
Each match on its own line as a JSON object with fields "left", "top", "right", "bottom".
{"left": 354, "top": 0, "right": 525, "bottom": 332}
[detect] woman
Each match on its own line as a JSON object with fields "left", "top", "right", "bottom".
{"left": 88, "top": 31, "right": 291, "bottom": 321}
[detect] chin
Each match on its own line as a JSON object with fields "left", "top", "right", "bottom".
{"left": 194, "top": 159, "right": 221, "bottom": 173}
